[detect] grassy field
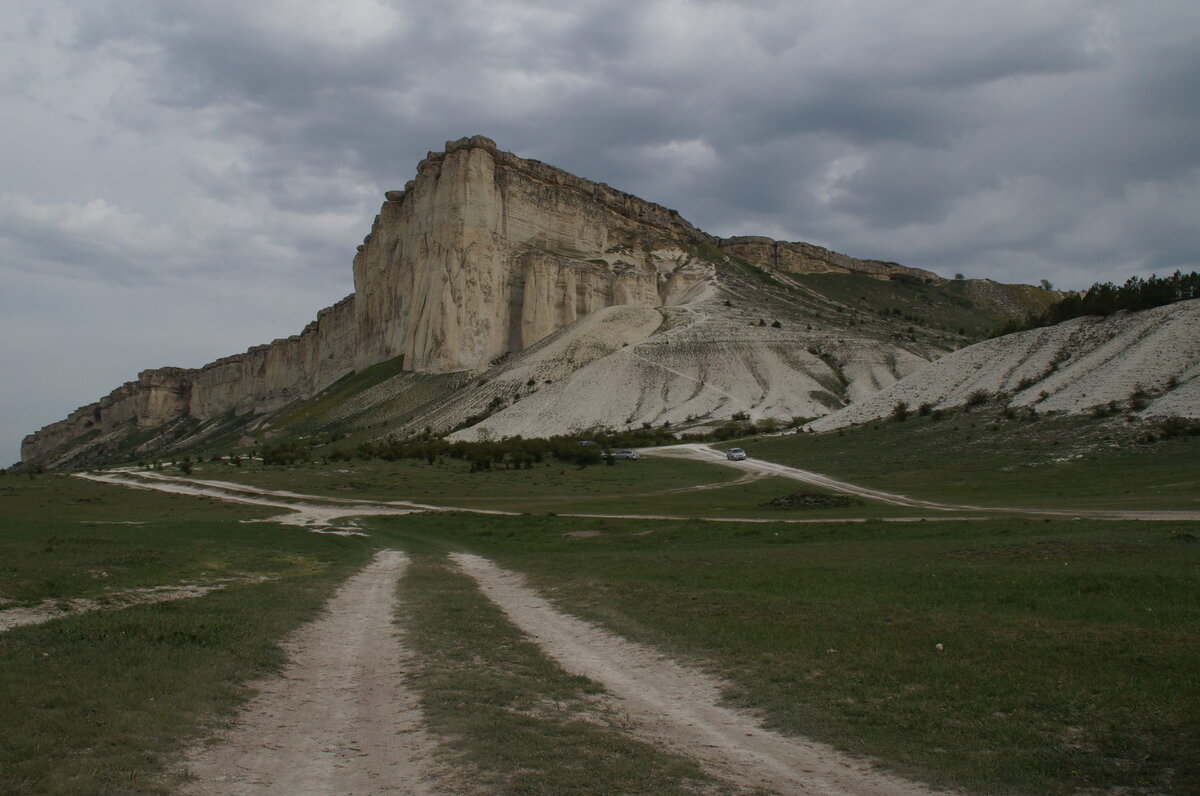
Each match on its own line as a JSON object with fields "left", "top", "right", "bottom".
{"left": 171, "top": 454, "right": 934, "bottom": 519}
{"left": 5, "top": 431, "right": 1199, "bottom": 794}
{"left": 791, "top": 272, "right": 1002, "bottom": 340}
{"left": 0, "top": 474, "right": 372, "bottom": 794}
{"left": 372, "top": 511, "right": 1200, "bottom": 795}
{"left": 750, "top": 409, "right": 1200, "bottom": 512}
{"left": 155, "top": 402, "right": 1200, "bottom": 520}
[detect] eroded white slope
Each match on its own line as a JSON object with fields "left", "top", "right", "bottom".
{"left": 445, "top": 299, "right": 931, "bottom": 440}
{"left": 808, "top": 299, "right": 1200, "bottom": 431}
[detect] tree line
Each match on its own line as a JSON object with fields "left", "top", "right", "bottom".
{"left": 260, "top": 424, "right": 685, "bottom": 472}
{"left": 998, "top": 270, "right": 1199, "bottom": 336}
{"left": 253, "top": 416, "right": 797, "bottom": 472}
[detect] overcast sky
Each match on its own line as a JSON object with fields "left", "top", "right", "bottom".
{"left": 3, "top": 1, "right": 1198, "bottom": 465}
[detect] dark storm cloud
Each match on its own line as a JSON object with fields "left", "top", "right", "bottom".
{"left": 15, "top": 0, "right": 1200, "bottom": 283}
{"left": 3, "top": 0, "right": 1200, "bottom": 464}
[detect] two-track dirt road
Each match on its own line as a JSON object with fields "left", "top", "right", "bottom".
{"left": 179, "top": 550, "right": 440, "bottom": 795}
{"left": 454, "top": 552, "right": 931, "bottom": 795}
{"left": 72, "top": 468, "right": 946, "bottom": 794}
{"left": 175, "top": 546, "right": 936, "bottom": 795}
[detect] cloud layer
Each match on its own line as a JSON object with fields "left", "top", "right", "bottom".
{"left": 3, "top": 0, "right": 1199, "bottom": 462}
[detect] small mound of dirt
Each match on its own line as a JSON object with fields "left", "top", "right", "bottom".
{"left": 760, "top": 490, "right": 860, "bottom": 509}
{"left": 562, "top": 529, "right": 605, "bottom": 539}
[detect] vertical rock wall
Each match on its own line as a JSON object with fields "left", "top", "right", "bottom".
{"left": 23, "top": 135, "right": 966, "bottom": 467}
{"left": 189, "top": 295, "right": 356, "bottom": 419}
{"left": 351, "top": 136, "right": 709, "bottom": 373}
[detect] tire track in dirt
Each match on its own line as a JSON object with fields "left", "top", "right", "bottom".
{"left": 452, "top": 552, "right": 937, "bottom": 796}
{"left": 179, "top": 549, "right": 442, "bottom": 795}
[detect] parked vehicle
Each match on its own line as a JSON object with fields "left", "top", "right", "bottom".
{"left": 726, "top": 448, "right": 747, "bottom": 461}
{"left": 610, "top": 449, "right": 641, "bottom": 460}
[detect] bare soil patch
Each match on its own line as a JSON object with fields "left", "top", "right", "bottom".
{"left": 0, "top": 579, "right": 259, "bottom": 633}
{"left": 178, "top": 549, "right": 441, "bottom": 794}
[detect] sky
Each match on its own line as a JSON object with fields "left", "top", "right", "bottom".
{"left": 2, "top": 0, "right": 1199, "bottom": 465}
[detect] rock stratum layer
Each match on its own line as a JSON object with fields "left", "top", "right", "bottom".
{"left": 22, "top": 136, "right": 1041, "bottom": 467}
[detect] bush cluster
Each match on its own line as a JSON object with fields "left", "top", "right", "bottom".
{"left": 703, "top": 417, "right": 784, "bottom": 441}
{"left": 347, "top": 436, "right": 598, "bottom": 472}
{"left": 312, "top": 426, "right": 682, "bottom": 472}
{"left": 1157, "top": 416, "right": 1200, "bottom": 440}
{"left": 261, "top": 442, "right": 312, "bottom": 465}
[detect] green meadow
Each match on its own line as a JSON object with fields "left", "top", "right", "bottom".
{"left": 754, "top": 408, "right": 1200, "bottom": 512}
{"left": 171, "top": 453, "right": 931, "bottom": 519}
{"left": 2, "top": 418, "right": 1198, "bottom": 794}
{"left": 370, "top": 511, "right": 1199, "bottom": 795}
{"left": 0, "top": 474, "right": 372, "bottom": 793}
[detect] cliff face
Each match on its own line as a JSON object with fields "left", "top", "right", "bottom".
{"left": 351, "top": 135, "right": 711, "bottom": 372}
{"left": 22, "top": 135, "right": 976, "bottom": 467}
{"left": 190, "top": 295, "right": 356, "bottom": 419}
{"left": 21, "top": 295, "right": 356, "bottom": 466}
{"left": 22, "top": 136, "right": 719, "bottom": 465}
{"left": 20, "top": 368, "right": 193, "bottom": 467}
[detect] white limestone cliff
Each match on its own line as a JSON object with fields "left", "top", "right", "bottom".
{"left": 350, "top": 135, "right": 712, "bottom": 373}
{"left": 21, "top": 135, "right": 977, "bottom": 467}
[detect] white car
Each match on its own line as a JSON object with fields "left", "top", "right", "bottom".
{"left": 726, "top": 448, "right": 747, "bottom": 461}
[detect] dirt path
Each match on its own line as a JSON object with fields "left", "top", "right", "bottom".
{"left": 650, "top": 443, "right": 1200, "bottom": 521}
{"left": 452, "top": 552, "right": 935, "bottom": 796}
{"left": 80, "top": 459, "right": 1200, "bottom": 530}
{"left": 80, "top": 470, "right": 983, "bottom": 527}
{"left": 76, "top": 472, "right": 433, "bottom": 529}
{"left": 179, "top": 549, "right": 441, "bottom": 795}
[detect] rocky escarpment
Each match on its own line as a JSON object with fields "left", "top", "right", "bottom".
{"left": 717, "top": 237, "right": 941, "bottom": 284}
{"left": 351, "top": 135, "right": 713, "bottom": 373}
{"left": 22, "top": 296, "right": 357, "bottom": 467}
{"left": 23, "top": 135, "right": 1026, "bottom": 468}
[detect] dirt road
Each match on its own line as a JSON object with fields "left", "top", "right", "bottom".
{"left": 79, "top": 469, "right": 989, "bottom": 527}
{"left": 454, "top": 552, "right": 934, "bottom": 796}
{"left": 179, "top": 549, "right": 440, "bottom": 795}
{"left": 73, "top": 473, "right": 949, "bottom": 792}
{"left": 81, "top": 460, "right": 1200, "bottom": 528}
{"left": 649, "top": 443, "right": 1200, "bottom": 521}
